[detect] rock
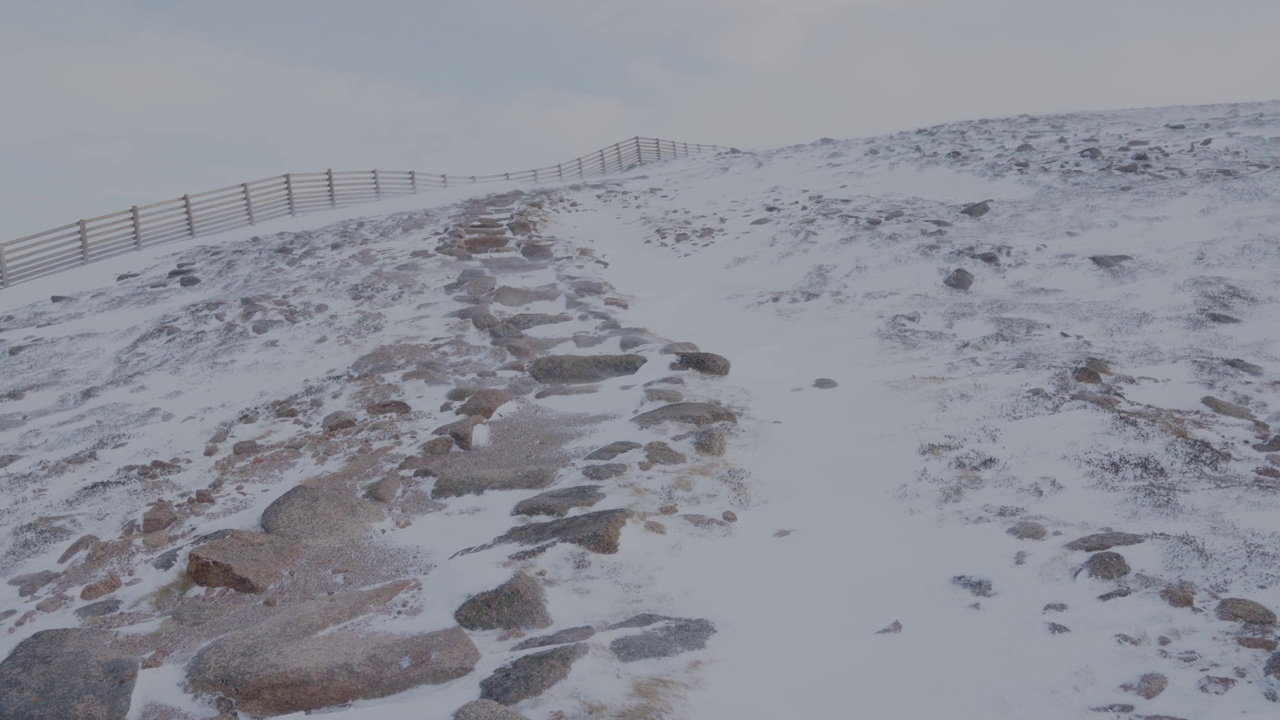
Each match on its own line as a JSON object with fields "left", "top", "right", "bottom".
{"left": 187, "top": 584, "right": 478, "bottom": 717}
{"left": 231, "top": 440, "right": 259, "bottom": 456}
{"left": 1240, "top": 636, "right": 1278, "bottom": 652}
{"left": 660, "top": 342, "right": 700, "bottom": 354}
{"left": 1081, "top": 551, "right": 1130, "bottom": 580}
{"left": 479, "top": 643, "right": 588, "bottom": 706}
{"left": 1090, "top": 705, "right": 1135, "bottom": 715}
{"left": 187, "top": 530, "right": 302, "bottom": 593}
{"left": 644, "top": 387, "right": 684, "bottom": 404}
{"left": 1043, "top": 603, "right": 1068, "bottom": 613}
{"left": 875, "top": 620, "right": 903, "bottom": 634}
{"left": 494, "top": 285, "right": 561, "bottom": 307}
{"left": 952, "top": 575, "right": 994, "bottom": 597}
{"left": 1207, "top": 312, "right": 1240, "bottom": 324}
{"left": 1064, "top": 532, "right": 1144, "bottom": 552}
{"left": 456, "top": 389, "right": 514, "bottom": 419}
{"left": 507, "top": 313, "right": 570, "bottom": 331}
{"left": 1121, "top": 672, "right": 1167, "bottom": 699}
{"left": 486, "top": 509, "right": 630, "bottom": 555}
{"left": 0, "top": 628, "right": 139, "bottom": 720}
{"left": 455, "top": 699, "right": 532, "bottom": 720}
{"left": 944, "top": 268, "right": 974, "bottom": 290}
{"left": 683, "top": 514, "right": 728, "bottom": 530}
{"left": 74, "top": 597, "right": 122, "bottom": 619}
{"left": 1089, "top": 255, "right": 1133, "bottom": 268}
{"left": 670, "top": 352, "right": 731, "bottom": 376}
{"left": 50, "top": 295, "right": 74, "bottom": 303}
{"left": 9, "top": 570, "right": 59, "bottom": 597}
{"left": 1225, "top": 358, "right": 1264, "bottom": 376}
{"left": 141, "top": 501, "right": 179, "bottom": 534}
{"left": 582, "top": 463, "right": 628, "bottom": 481}
{"left": 520, "top": 244, "right": 553, "bottom": 261}
{"left": 433, "top": 416, "right": 483, "bottom": 451}
{"left": 960, "top": 201, "right": 990, "bottom": 218}
{"left": 455, "top": 573, "right": 552, "bottom": 631}
{"left": 619, "top": 335, "right": 651, "bottom": 352}
{"left": 722, "top": 510, "right": 738, "bottom": 522}
{"left": 422, "top": 436, "right": 455, "bottom": 455}
{"left": 1202, "top": 395, "right": 1254, "bottom": 419}
{"left": 1160, "top": 583, "right": 1196, "bottom": 608}
{"left": 179, "top": 275, "right": 201, "bottom": 287}
{"left": 366, "top": 400, "right": 412, "bottom": 415}
{"left": 528, "top": 354, "right": 647, "bottom": 384}
{"left": 1265, "top": 651, "right": 1280, "bottom": 680}
{"left": 365, "top": 475, "right": 402, "bottom": 503}
{"left": 644, "top": 441, "right": 686, "bottom": 465}
{"left": 322, "top": 411, "right": 357, "bottom": 432}
{"left": 1080, "top": 147, "right": 1104, "bottom": 159}
{"left": 512, "top": 486, "right": 607, "bottom": 517}
{"left": 1097, "top": 588, "right": 1131, "bottom": 601}
{"left": 36, "top": 595, "right": 69, "bottom": 613}
{"left": 609, "top": 616, "right": 717, "bottom": 662}
{"left": 1047, "top": 623, "right": 1071, "bottom": 635}
{"left": 260, "top": 486, "right": 385, "bottom": 543}
{"left": 1007, "top": 521, "right": 1047, "bottom": 540}
{"left": 813, "top": 378, "right": 839, "bottom": 389}
{"left": 585, "top": 441, "right": 642, "bottom": 461}
{"left": 1198, "top": 675, "right": 1236, "bottom": 694}
{"left": 431, "top": 468, "right": 558, "bottom": 499}
{"left": 1215, "top": 598, "right": 1276, "bottom": 625}
{"left": 80, "top": 572, "right": 122, "bottom": 601}
{"left": 1073, "top": 367, "right": 1103, "bottom": 384}
{"left": 633, "top": 402, "right": 738, "bottom": 429}
{"left": 511, "top": 625, "right": 596, "bottom": 651}
{"left": 693, "top": 427, "right": 727, "bottom": 455}
{"left": 464, "top": 235, "right": 509, "bottom": 253}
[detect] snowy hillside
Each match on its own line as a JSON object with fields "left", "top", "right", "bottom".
{"left": 3, "top": 100, "right": 1280, "bottom": 720}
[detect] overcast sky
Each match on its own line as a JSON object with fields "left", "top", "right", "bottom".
{"left": 4, "top": 0, "right": 1280, "bottom": 237}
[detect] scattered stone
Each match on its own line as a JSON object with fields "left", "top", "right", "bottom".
{"left": 260, "top": 485, "right": 385, "bottom": 543}
{"left": 322, "top": 411, "right": 357, "bottom": 432}
{"left": 609, "top": 616, "right": 717, "bottom": 662}
{"left": 644, "top": 441, "right": 686, "bottom": 465}
{"left": 644, "top": 521, "right": 666, "bottom": 534}
{"left": 1201, "top": 395, "right": 1254, "bottom": 420}
{"left": 36, "top": 595, "right": 69, "bottom": 613}
{"left": 1080, "top": 147, "right": 1104, "bottom": 159}
{"left": 1121, "top": 672, "right": 1167, "bottom": 700}
{"left": 486, "top": 509, "right": 630, "bottom": 555}
{"left": 1089, "top": 255, "right": 1133, "bottom": 268}
{"left": 1215, "top": 598, "right": 1276, "bottom": 625}
{"left": 1007, "top": 521, "right": 1047, "bottom": 540}
{"left": 960, "top": 201, "right": 990, "bottom": 218}
{"left": 187, "top": 530, "right": 302, "bottom": 593}
{"left": 0, "top": 628, "right": 139, "bottom": 720}
{"left": 231, "top": 440, "right": 259, "bottom": 456}
{"left": 660, "top": 342, "right": 700, "bottom": 354}
{"left": 179, "top": 275, "right": 201, "bottom": 287}
{"left": 1199, "top": 675, "right": 1236, "bottom": 694}
{"left": 1043, "top": 603, "right": 1068, "bottom": 613}
{"left": 582, "top": 463, "right": 628, "bottom": 481}
{"left": 80, "top": 572, "right": 122, "bottom": 601}
{"left": 455, "top": 699, "right": 532, "bottom": 720}
{"left": 1064, "top": 532, "right": 1144, "bottom": 552}
{"left": 585, "top": 441, "right": 641, "bottom": 461}
{"left": 74, "top": 598, "right": 122, "bottom": 619}
{"left": 528, "top": 354, "right": 646, "bottom": 384}
{"left": 952, "top": 575, "right": 994, "bottom": 597}
{"left": 813, "top": 378, "right": 839, "bottom": 389}
{"left": 433, "top": 416, "right": 483, "bottom": 451}
{"left": 1047, "top": 623, "right": 1071, "bottom": 635}
{"left": 455, "top": 573, "right": 552, "bottom": 631}
{"left": 512, "top": 486, "right": 606, "bottom": 517}
{"left": 366, "top": 400, "right": 412, "bottom": 415}
{"left": 479, "top": 643, "right": 588, "bottom": 706}
{"left": 512, "top": 625, "right": 596, "bottom": 651}
{"left": 944, "top": 268, "right": 974, "bottom": 290}
{"left": 633, "top": 402, "right": 738, "bottom": 429}
{"left": 670, "top": 352, "right": 731, "bottom": 376}
{"left": 187, "top": 584, "right": 477, "bottom": 717}
{"left": 431, "top": 468, "right": 558, "bottom": 499}
{"left": 10, "top": 570, "right": 59, "bottom": 597}
{"left": 1081, "top": 551, "right": 1130, "bottom": 580}
{"left": 693, "top": 427, "right": 727, "bottom": 455}
{"left": 682, "top": 514, "right": 728, "bottom": 530}
{"left": 457, "top": 389, "right": 514, "bottom": 419}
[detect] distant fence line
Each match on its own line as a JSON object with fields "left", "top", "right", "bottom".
{"left": 0, "top": 137, "right": 722, "bottom": 289}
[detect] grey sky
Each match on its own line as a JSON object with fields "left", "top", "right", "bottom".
{"left": 4, "top": 0, "right": 1279, "bottom": 237}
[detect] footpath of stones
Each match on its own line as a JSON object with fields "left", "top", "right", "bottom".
{"left": 0, "top": 189, "right": 749, "bottom": 719}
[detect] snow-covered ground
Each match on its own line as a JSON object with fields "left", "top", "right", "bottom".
{"left": 3, "top": 100, "right": 1280, "bottom": 720}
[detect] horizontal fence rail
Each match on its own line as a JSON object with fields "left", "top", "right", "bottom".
{"left": 0, "top": 137, "right": 722, "bottom": 289}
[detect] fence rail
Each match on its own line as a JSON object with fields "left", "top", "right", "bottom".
{"left": 0, "top": 137, "right": 721, "bottom": 289}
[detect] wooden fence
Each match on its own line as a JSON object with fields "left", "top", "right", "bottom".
{"left": 0, "top": 137, "right": 721, "bottom": 289}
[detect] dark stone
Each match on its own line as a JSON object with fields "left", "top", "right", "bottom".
{"left": 433, "top": 416, "right": 483, "bottom": 451}
{"left": 585, "top": 441, "right": 641, "bottom": 461}
{"left": 1224, "top": 358, "right": 1264, "bottom": 377}
{"left": 582, "top": 463, "right": 628, "bottom": 481}
{"left": 231, "top": 440, "right": 259, "bottom": 456}
{"left": 1098, "top": 588, "right": 1132, "bottom": 601}
{"left": 693, "top": 427, "right": 727, "bottom": 456}
{"left": 670, "top": 352, "right": 731, "bottom": 376}
{"left": 512, "top": 625, "right": 596, "bottom": 651}
{"left": 486, "top": 509, "right": 630, "bottom": 555}
{"left": 609, "top": 617, "right": 717, "bottom": 662}
{"left": 152, "top": 548, "right": 180, "bottom": 571}
{"left": 1081, "top": 551, "right": 1130, "bottom": 580}
{"left": 632, "top": 402, "right": 738, "bottom": 429}
{"left": 1073, "top": 367, "right": 1103, "bottom": 384}
{"left": 952, "top": 575, "right": 994, "bottom": 597}
{"left": 431, "top": 468, "right": 558, "bottom": 499}
{"left": 0, "top": 628, "right": 138, "bottom": 720}
{"left": 1089, "top": 255, "right": 1133, "bottom": 268}
{"left": 1047, "top": 622, "right": 1071, "bottom": 635}
{"left": 512, "top": 486, "right": 606, "bottom": 517}
{"left": 507, "top": 313, "right": 570, "bottom": 331}
{"left": 943, "top": 268, "right": 974, "bottom": 290}
{"left": 1265, "top": 651, "right": 1280, "bottom": 679}
{"left": 1064, "top": 532, "right": 1144, "bottom": 552}
{"left": 455, "top": 573, "right": 552, "bottom": 631}
{"left": 528, "top": 354, "right": 647, "bottom": 384}
{"left": 960, "top": 201, "right": 990, "bottom": 218}
{"left": 50, "top": 295, "right": 74, "bottom": 303}
{"left": 479, "top": 643, "right": 588, "bottom": 706}
{"left": 1206, "top": 312, "right": 1240, "bottom": 324}
{"left": 1080, "top": 147, "right": 1104, "bottom": 159}
{"left": 75, "top": 597, "right": 122, "bottom": 619}
{"left": 813, "top": 378, "right": 839, "bottom": 389}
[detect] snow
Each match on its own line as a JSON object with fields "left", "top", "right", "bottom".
{"left": 4, "top": 100, "right": 1280, "bottom": 719}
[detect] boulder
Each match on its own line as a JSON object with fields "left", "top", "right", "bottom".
{"left": 520, "top": 244, "right": 553, "bottom": 261}
{"left": 74, "top": 598, "right": 122, "bottom": 619}
{"left": 512, "top": 486, "right": 607, "bottom": 517}
{"left": 813, "top": 378, "right": 839, "bottom": 389}
{"left": 582, "top": 463, "right": 628, "bottom": 481}
{"left": 231, "top": 440, "right": 259, "bottom": 456}
{"left": 366, "top": 400, "right": 412, "bottom": 415}
{"left": 488, "top": 509, "right": 630, "bottom": 555}
{"left": 187, "top": 530, "right": 302, "bottom": 593}
{"left": 608, "top": 616, "right": 717, "bottom": 662}
{"left": 944, "top": 268, "right": 974, "bottom": 290}
{"left": 454, "top": 573, "right": 552, "bottom": 631}
{"left": 455, "top": 699, "right": 532, "bottom": 720}
{"left": 322, "top": 411, "right": 357, "bottom": 432}
{"left": 142, "top": 501, "right": 179, "bottom": 533}
{"left": 1081, "top": 551, "right": 1130, "bottom": 580}
{"left": 479, "top": 644, "right": 588, "bottom": 706}
{"left": 529, "top": 354, "right": 647, "bottom": 384}
{"left": 187, "top": 583, "right": 478, "bottom": 717}
{"left": 507, "top": 313, "right": 571, "bottom": 331}
{"left": 1089, "top": 255, "right": 1133, "bottom": 268}
{"left": 585, "top": 441, "right": 641, "bottom": 461}
{"left": 644, "top": 387, "right": 684, "bottom": 404}
{"left": 960, "top": 201, "right": 990, "bottom": 218}
{"left": 0, "top": 628, "right": 139, "bottom": 720}
{"left": 512, "top": 625, "right": 596, "bottom": 651}
{"left": 1266, "top": 651, "right": 1280, "bottom": 680}
{"left": 494, "top": 285, "right": 561, "bottom": 307}
{"left": 1006, "top": 521, "right": 1047, "bottom": 540}
{"left": 431, "top": 468, "right": 558, "bottom": 499}
{"left": 1215, "top": 598, "right": 1276, "bottom": 625}
{"left": 433, "top": 416, "right": 483, "bottom": 451}
{"left": 670, "top": 352, "right": 731, "bottom": 376}
{"left": 633, "top": 402, "right": 738, "bottom": 429}
{"left": 1121, "top": 672, "right": 1167, "bottom": 700}
{"left": 260, "top": 486, "right": 385, "bottom": 543}
{"left": 456, "top": 389, "right": 514, "bottom": 419}
{"left": 80, "top": 572, "right": 122, "bottom": 601}
{"left": 952, "top": 575, "right": 994, "bottom": 597}
{"left": 1064, "top": 532, "right": 1144, "bottom": 552}
{"left": 9, "top": 569, "right": 59, "bottom": 597}
{"left": 693, "top": 427, "right": 727, "bottom": 456}
{"left": 644, "top": 441, "right": 686, "bottom": 465}
{"left": 1201, "top": 396, "right": 1254, "bottom": 420}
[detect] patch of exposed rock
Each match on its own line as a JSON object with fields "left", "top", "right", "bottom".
{"left": 479, "top": 643, "right": 588, "bottom": 706}
{"left": 454, "top": 573, "right": 552, "bottom": 631}
{"left": 431, "top": 468, "right": 558, "bottom": 499}
{"left": 582, "top": 463, "right": 628, "bottom": 481}
{"left": 0, "top": 628, "right": 139, "bottom": 720}
{"left": 632, "top": 402, "right": 738, "bottom": 429}
{"left": 1064, "top": 532, "right": 1144, "bottom": 552}
{"left": 1080, "top": 551, "right": 1130, "bottom": 580}
{"left": 260, "top": 485, "right": 385, "bottom": 544}
{"left": 187, "top": 530, "right": 302, "bottom": 593}
{"left": 528, "top": 354, "right": 646, "bottom": 384}
{"left": 482, "top": 509, "right": 630, "bottom": 555}
{"left": 1215, "top": 598, "right": 1276, "bottom": 625}
{"left": 511, "top": 625, "right": 596, "bottom": 651}
{"left": 607, "top": 615, "right": 717, "bottom": 662}
{"left": 585, "top": 441, "right": 641, "bottom": 461}
{"left": 455, "top": 699, "right": 531, "bottom": 720}
{"left": 512, "top": 486, "right": 606, "bottom": 517}
{"left": 669, "top": 352, "right": 730, "bottom": 376}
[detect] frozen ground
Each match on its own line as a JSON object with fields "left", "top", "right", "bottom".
{"left": 3, "top": 100, "right": 1280, "bottom": 719}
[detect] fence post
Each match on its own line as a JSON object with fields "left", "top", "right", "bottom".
{"left": 616, "top": 143, "right": 624, "bottom": 170}
{"left": 373, "top": 169, "right": 381, "bottom": 199}
{"left": 183, "top": 195, "right": 196, "bottom": 237}
{"left": 131, "top": 205, "right": 142, "bottom": 249}
{"left": 577, "top": 158, "right": 584, "bottom": 178}
{"left": 79, "top": 219, "right": 90, "bottom": 263}
{"left": 599, "top": 149, "right": 607, "bottom": 174}
{"left": 0, "top": 245, "right": 8, "bottom": 288}
{"left": 533, "top": 169, "right": 539, "bottom": 184}
{"left": 635, "top": 137, "right": 643, "bottom": 164}
{"left": 326, "top": 169, "right": 336, "bottom": 207}
{"left": 285, "top": 174, "right": 297, "bottom": 217}
{"left": 443, "top": 174, "right": 448, "bottom": 188}
{"left": 557, "top": 164, "right": 563, "bottom": 180}
{"left": 409, "top": 170, "right": 417, "bottom": 193}
{"left": 243, "top": 183, "right": 255, "bottom": 226}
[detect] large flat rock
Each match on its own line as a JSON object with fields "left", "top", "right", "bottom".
{"left": 631, "top": 402, "right": 738, "bottom": 429}
{"left": 431, "top": 467, "right": 558, "bottom": 499}
{"left": 0, "top": 628, "right": 139, "bottom": 720}
{"left": 528, "top": 354, "right": 646, "bottom": 384}
{"left": 186, "top": 530, "right": 302, "bottom": 593}
{"left": 260, "top": 485, "right": 385, "bottom": 543}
